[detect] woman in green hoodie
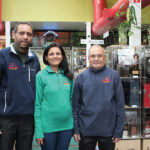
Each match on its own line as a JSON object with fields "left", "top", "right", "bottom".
{"left": 34, "top": 43, "right": 74, "bottom": 150}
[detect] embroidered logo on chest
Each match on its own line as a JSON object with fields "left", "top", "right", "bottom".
{"left": 8, "top": 63, "right": 18, "bottom": 70}
{"left": 102, "top": 76, "right": 112, "bottom": 83}
{"left": 63, "top": 79, "right": 70, "bottom": 85}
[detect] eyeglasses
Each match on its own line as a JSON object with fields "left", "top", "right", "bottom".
{"left": 89, "top": 54, "right": 103, "bottom": 59}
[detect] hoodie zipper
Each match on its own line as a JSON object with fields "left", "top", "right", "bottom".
{"left": 28, "top": 66, "right": 31, "bottom": 82}
{"left": 57, "top": 73, "right": 60, "bottom": 88}
{"left": 3, "top": 92, "right": 7, "bottom": 112}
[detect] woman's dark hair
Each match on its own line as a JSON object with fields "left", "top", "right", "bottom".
{"left": 43, "top": 42, "right": 73, "bottom": 80}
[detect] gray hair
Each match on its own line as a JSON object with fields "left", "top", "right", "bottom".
{"left": 88, "top": 44, "right": 105, "bottom": 55}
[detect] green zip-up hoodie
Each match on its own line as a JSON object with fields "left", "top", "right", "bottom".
{"left": 34, "top": 65, "right": 74, "bottom": 139}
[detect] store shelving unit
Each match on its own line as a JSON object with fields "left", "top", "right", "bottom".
{"left": 116, "top": 76, "right": 142, "bottom": 150}
{"left": 72, "top": 47, "right": 86, "bottom": 78}
{"left": 106, "top": 45, "right": 150, "bottom": 150}
{"left": 141, "top": 49, "right": 150, "bottom": 150}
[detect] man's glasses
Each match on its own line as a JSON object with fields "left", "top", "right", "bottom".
{"left": 89, "top": 54, "right": 103, "bottom": 59}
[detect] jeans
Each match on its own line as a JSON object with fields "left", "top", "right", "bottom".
{"left": 41, "top": 129, "right": 73, "bottom": 150}
{"left": 0, "top": 115, "right": 34, "bottom": 150}
{"left": 79, "top": 135, "right": 115, "bottom": 150}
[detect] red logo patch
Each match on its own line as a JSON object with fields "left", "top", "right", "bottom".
{"left": 63, "top": 80, "right": 70, "bottom": 85}
{"left": 102, "top": 76, "right": 112, "bottom": 83}
{"left": 8, "top": 63, "right": 18, "bottom": 70}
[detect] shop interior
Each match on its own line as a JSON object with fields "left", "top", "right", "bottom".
{"left": 1, "top": 0, "right": 150, "bottom": 150}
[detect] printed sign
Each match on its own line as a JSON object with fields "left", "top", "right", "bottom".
{"left": 133, "top": 0, "right": 140, "bottom": 3}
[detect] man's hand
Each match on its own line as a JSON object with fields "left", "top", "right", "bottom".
{"left": 112, "top": 137, "right": 120, "bottom": 143}
{"left": 36, "top": 138, "right": 44, "bottom": 145}
{"left": 0, "top": 129, "right": 2, "bottom": 135}
{"left": 73, "top": 134, "right": 81, "bottom": 143}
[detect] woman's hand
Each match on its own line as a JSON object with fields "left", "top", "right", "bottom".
{"left": 36, "top": 138, "right": 44, "bottom": 145}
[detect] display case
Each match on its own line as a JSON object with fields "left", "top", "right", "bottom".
{"left": 106, "top": 45, "right": 150, "bottom": 150}
{"left": 107, "top": 45, "right": 142, "bottom": 140}
{"left": 29, "top": 47, "right": 46, "bottom": 70}
{"left": 72, "top": 47, "right": 86, "bottom": 78}
{"left": 63, "top": 46, "right": 73, "bottom": 72}
{"left": 106, "top": 45, "right": 142, "bottom": 150}
{"left": 140, "top": 46, "right": 150, "bottom": 149}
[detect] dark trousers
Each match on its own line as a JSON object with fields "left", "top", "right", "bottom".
{"left": 41, "top": 129, "right": 73, "bottom": 150}
{"left": 79, "top": 135, "right": 115, "bottom": 150}
{"left": 0, "top": 115, "right": 34, "bottom": 150}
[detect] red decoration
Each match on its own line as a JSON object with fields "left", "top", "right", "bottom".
{"left": 0, "top": 0, "right": 1, "bottom": 23}
{"left": 0, "top": 22, "right": 4, "bottom": 34}
{"left": 92, "top": 0, "right": 150, "bottom": 35}
{"left": 0, "top": 0, "right": 4, "bottom": 34}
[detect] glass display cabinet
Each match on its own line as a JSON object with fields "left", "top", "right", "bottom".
{"left": 107, "top": 45, "right": 142, "bottom": 150}
{"left": 72, "top": 47, "right": 86, "bottom": 78}
{"left": 106, "top": 45, "right": 150, "bottom": 150}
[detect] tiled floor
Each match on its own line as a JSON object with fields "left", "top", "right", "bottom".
{"left": 32, "top": 137, "right": 79, "bottom": 150}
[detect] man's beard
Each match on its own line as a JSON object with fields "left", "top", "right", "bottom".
{"left": 15, "top": 42, "right": 32, "bottom": 54}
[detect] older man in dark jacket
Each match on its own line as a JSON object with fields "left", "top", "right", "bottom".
{"left": 72, "top": 45, "right": 125, "bottom": 150}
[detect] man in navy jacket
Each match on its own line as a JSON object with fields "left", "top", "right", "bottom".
{"left": 72, "top": 45, "right": 125, "bottom": 150}
{"left": 0, "top": 22, "right": 40, "bottom": 150}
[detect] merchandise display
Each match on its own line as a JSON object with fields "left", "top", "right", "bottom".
{"left": 140, "top": 46, "right": 150, "bottom": 143}
{"left": 143, "top": 83, "right": 150, "bottom": 108}
{"left": 72, "top": 47, "right": 86, "bottom": 77}
{"left": 107, "top": 45, "right": 150, "bottom": 150}
{"left": 125, "top": 111, "right": 139, "bottom": 138}
{"left": 64, "top": 47, "right": 73, "bottom": 71}
{"left": 29, "top": 47, "right": 46, "bottom": 70}
{"left": 0, "top": 36, "right": 6, "bottom": 50}
{"left": 122, "top": 79, "right": 140, "bottom": 107}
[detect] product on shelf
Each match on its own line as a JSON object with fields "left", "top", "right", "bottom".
{"left": 122, "top": 79, "right": 140, "bottom": 107}
{"left": 123, "top": 121, "right": 129, "bottom": 138}
{"left": 144, "top": 121, "right": 150, "bottom": 137}
{"left": 143, "top": 83, "right": 150, "bottom": 108}
{"left": 73, "top": 48, "right": 86, "bottom": 76}
{"left": 125, "top": 111, "right": 138, "bottom": 138}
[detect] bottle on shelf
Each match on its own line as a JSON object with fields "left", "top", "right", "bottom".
{"left": 144, "top": 120, "right": 150, "bottom": 137}
{"left": 123, "top": 120, "right": 129, "bottom": 138}
{"left": 131, "top": 53, "right": 140, "bottom": 77}
{"left": 130, "top": 119, "right": 137, "bottom": 138}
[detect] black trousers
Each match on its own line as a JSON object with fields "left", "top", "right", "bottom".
{"left": 79, "top": 135, "right": 115, "bottom": 150}
{"left": 0, "top": 115, "right": 34, "bottom": 150}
